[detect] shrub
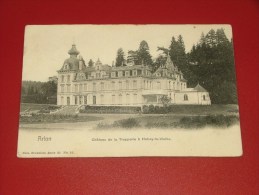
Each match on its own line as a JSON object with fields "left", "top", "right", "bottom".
{"left": 142, "top": 105, "right": 149, "bottom": 114}
{"left": 113, "top": 118, "right": 140, "bottom": 129}
{"left": 80, "top": 105, "right": 141, "bottom": 114}
{"left": 148, "top": 105, "right": 155, "bottom": 113}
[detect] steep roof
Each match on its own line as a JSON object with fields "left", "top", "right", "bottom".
{"left": 62, "top": 57, "right": 79, "bottom": 70}
{"left": 194, "top": 83, "right": 208, "bottom": 92}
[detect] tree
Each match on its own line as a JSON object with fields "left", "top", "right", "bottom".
{"left": 136, "top": 40, "right": 153, "bottom": 66}
{"left": 88, "top": 59, "right": 94, "bottom": 67}
{"left": 160, "top": 95, "right": 171, "bottom": 107}
{"left": 115, "top": 48, "right": 125, "bottom": 67}
{"left": 187, "top": 28, "right": 237, "bottom": 104}
{"left": 205, "top": 29, "right": 217, "bottom": 47}
{"left": 199, "top": 32, "right": 206, "bottom": 45}
{"left": 153, "top": 54, "right": 167, "bottom": 72}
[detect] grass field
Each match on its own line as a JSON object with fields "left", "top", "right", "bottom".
{"left": 19, "top": 103, "right": 239, "bottom": 128}
{"left": 20, "top": 103, "right": 58, "bottom": 112}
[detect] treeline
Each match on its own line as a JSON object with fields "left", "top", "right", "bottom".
{"left": 115, "top": 28, "right": 237, "bottom": 104}
{"left": 21, "top": 81, "right": 57, "bottom": 104}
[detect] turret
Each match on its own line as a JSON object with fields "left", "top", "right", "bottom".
{"left": 68, "top": 44, "right": 80, "bottom": 58}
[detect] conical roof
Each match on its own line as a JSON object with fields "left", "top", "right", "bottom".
{"left": 164, "top": 53, "right": 175, "bottom": 70}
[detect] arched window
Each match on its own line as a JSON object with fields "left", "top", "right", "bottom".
{"left": 184, "top": 94, "right": 188, "bottom": 101}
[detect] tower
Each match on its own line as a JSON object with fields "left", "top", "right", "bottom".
{"left": 68, "top": 44, "right": 80, "bottom": 58}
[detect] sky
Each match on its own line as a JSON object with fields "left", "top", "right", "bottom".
{"left": 22, "top": 25, "right": 233, "bottom": 82}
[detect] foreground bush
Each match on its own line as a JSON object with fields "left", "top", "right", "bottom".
{"left": 20, "top": 113, "right": 101, "bottom": 124}
{"left": 145, "top": 115, "right": 239, "bottom": 129}
{"left": 96, "top": 118, "right": 140, "bottom": 129}
{"left": 80, "top": 105, "right": 141, "bottom": 114}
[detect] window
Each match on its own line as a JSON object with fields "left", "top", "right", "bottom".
{"left": 126, "top": 80, "right": 129, "bottom": 89}
{"left": 67, "top": 85, "right": 70, "bottom": 92}
{"left": 75, "top": 84, "right": 78, "bottom": 92}
{"left": 84, "top": 84, "right": 87, "bottom": 91}
{"left": 61, "top": 85, "right": 64, "bottom": 92}
{"left": 133, "top": 94, "right": 137, "bottom": 103}
{"left": 118, "top": 71, "right": 123, "bottom": 77}
{"left": 61, "top": 96, "right": 64, "bottom": 105}
{"left": 79, "top": 84, "right": 83, "bottom": 92}
{"left": 111, "top": 81, "right": 115, "bottom": 90}
{"left": 157, "top": 82, "right": 161, "bottom": 89}
{"left": 79, "top": 96, "right": 82, "bottom": 105}
{"left": 93, "top": 83, "right": 96, "bottom": 91}
{"left": 133, "top": 80, "right": 137, "bottom": 89}
{"left": 203, "top": 95, "right": 206, "bottom": 100}
{"left": 100, "top": 94, "right": 104, "bottom": 104}
{"left": 93, "top": 95, "right": 96, "bottom": 104}
{"left": 101, "top": 82, "right": 104, "bottom": 90}
{"left": 61, "top": 75, "right": 64, "bottom": 82}
{"left": 67, "top": 75, "right": 70, "bottom": 82}
{"left": 133, "top": 70, "right": 137, "bottom": 76}
{"left": 67, "top": 97, "right": 70, "bottom": 105}
{"left": 84, "top": 96, "right": 87, "bottom": 105}
{"left": 75, "top": 96, "right": 78, "bottom": 105}
{"left": 184, "top": 94, "right": 188, "bottom": 101}
{"left": 112, "top": 95, "right": 115, "bottom": 104}
{"left": 118, "top": 94, "right": 122, "bottom": 104}
{"left": 119, "top": 81, "right": 122, "bottom": 89}
{"left": 169, "top": 81, "right": 171, "bottom": 89}
{"left": 125, "top": 71, "right": 130, "bottom": 77}
{"left": 126, "top": 94, "right": 130, "bottom": 104}
{"left": 111, "top": 72, "right": 116, "bottom": 78}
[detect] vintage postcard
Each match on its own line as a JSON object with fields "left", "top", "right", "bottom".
{"left": 17, "top": 25, "right": 242, "bottom": 157}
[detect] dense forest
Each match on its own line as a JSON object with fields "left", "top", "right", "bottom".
{"left": 21, "top": 81, "right": 57, "bottom": 104}
{"left": 115, "top": 28, "right": 237, "bottom": 104}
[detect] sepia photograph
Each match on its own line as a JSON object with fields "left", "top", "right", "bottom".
{"left": 17, "top": 25, "right": 242, "bottom": 157}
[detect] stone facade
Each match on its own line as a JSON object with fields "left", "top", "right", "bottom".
{"left": 57, "top": 44, "right": 211, "bottom": 106}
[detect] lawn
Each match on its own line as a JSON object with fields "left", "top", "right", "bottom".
{"left": 20, "top": 103, "right": 58, "bottom": 112}
{"left": 20, "top": 114, "right": 103, "bottom": 124}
